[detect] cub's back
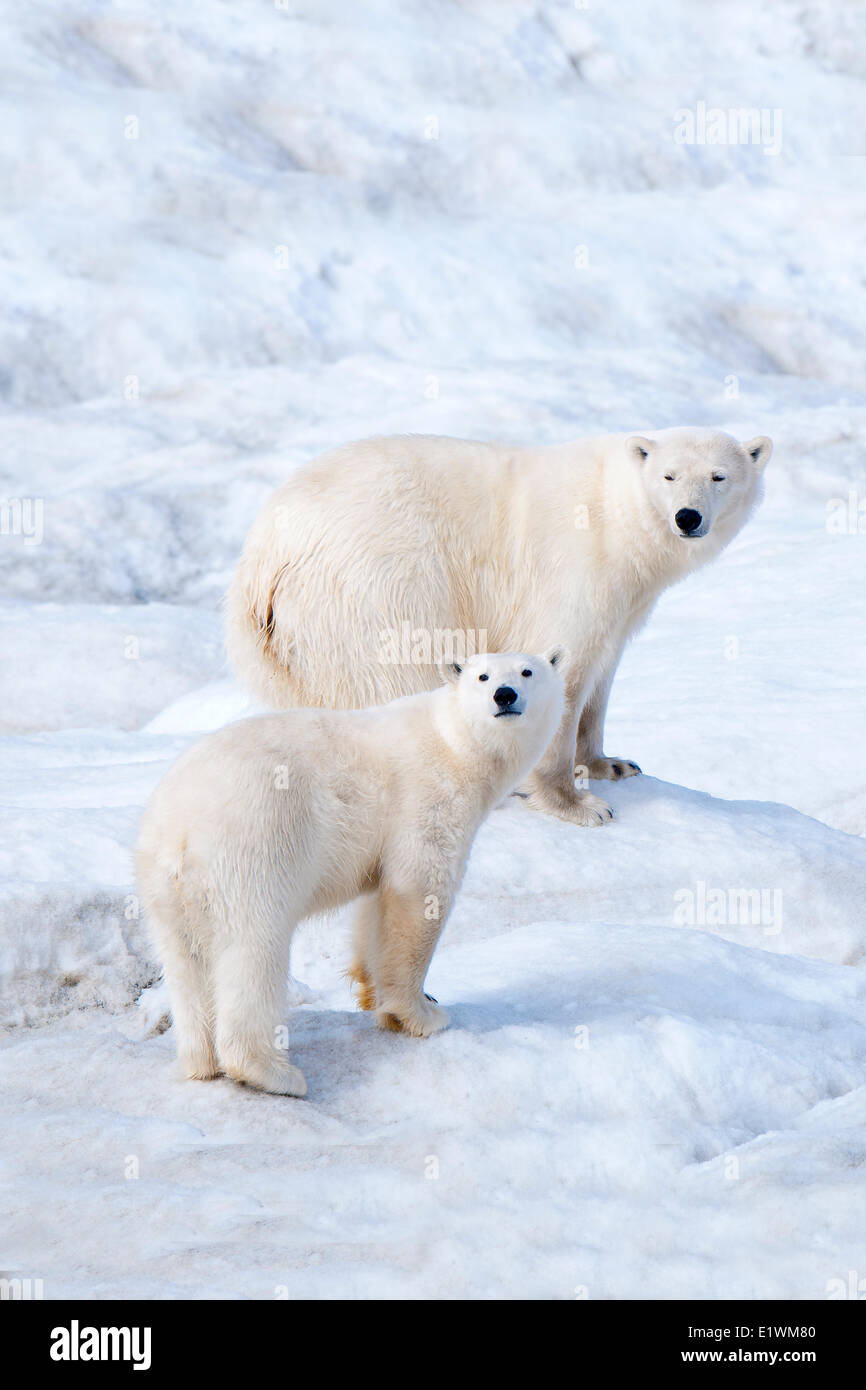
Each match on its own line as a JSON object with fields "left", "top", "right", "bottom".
{"left": 138, "top": 710, "right": 390, "bottom": 872}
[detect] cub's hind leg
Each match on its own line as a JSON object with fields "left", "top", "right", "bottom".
{"left": 212, "top": 922, "right": 307, "bottom": 1097}
{"left": 347, "top": 892, "right": 380, "bottom": 1012}
{"left": 141, "top": 875, "right": 218, "bottom": 1081}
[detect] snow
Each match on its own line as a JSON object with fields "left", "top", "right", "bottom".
{"left": 2, "top": 0, "right": 865, "bottom": 1299}
{"left": 4, "top": 919, "right": 866, "bottom": 1299}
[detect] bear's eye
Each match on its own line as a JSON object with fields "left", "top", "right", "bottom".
{"left": 521, "top": 669, "right": 532, "bottom": 678}
{"left": 478, "top": 673, "right": 489, "bottom": 682}
{"left": 664, "top": 474, "right": 675, "bottom": 482}
{"left": 712, "top": 474, "right": 726, "bottom": 482}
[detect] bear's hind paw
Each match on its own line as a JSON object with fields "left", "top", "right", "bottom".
{"left": 580, "top": 756, "right": 641, "bottom": 781}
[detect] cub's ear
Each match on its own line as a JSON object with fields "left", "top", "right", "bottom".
{"left": 626, "top": 435, "right": 655, "bottom": 463}
{"left": 543, "top": 644, "right": 571, "bottom": 675}
{"left": 438, "top": 660, "right": 463, "bottom": 685}
{"left": 742, "top": 435, "right": 773, "bottom": 472}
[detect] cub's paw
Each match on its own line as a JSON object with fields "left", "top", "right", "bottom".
{"left": 347, "top": 963, "right": 377, "bottom": 1012}
{"left": 177, "top": 1043, "right": 220, "bottom": 1082}
{"left": 224, "top": 1054, "right": 308, "bottom": 1097}
{"left": 579, "top": 756, "right": 641, "bottom": 781}
{"left": 376, "top": 994, "right": 450, "bottom": 1038}
{"left": 136, "top": 979, "right": 172, "bottom": 1036}
{"left": 264, "top": 1060, "right": 308, "bottom": 1097}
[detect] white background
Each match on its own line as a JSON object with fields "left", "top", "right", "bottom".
{"left": 1, "top": 0, "right": 865, "bottom": 1298}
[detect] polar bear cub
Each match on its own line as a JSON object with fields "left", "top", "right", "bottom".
{"left": 136, "top": 648, "right": 568, "bottom": 1095}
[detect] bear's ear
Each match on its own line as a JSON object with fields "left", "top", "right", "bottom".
{"left": 626, "top": 435, "right": 655, "bottom": 463}
{"left": 544, "top": 644, "right": 571, "bottom": 675}
{"left": 742, "top": 436, "right": 772, "bottom": 472}
{"left": 438, "top": 660, "right": 463, "bottom": 685}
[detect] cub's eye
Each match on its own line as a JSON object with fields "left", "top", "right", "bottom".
{"left": 521, "top": 669, "right": 533, "bottom": 678}
{"left": 664, "top": 474, "right": 675, "bottom": 482}
{"left": 712, "top": 474, "right": 726, "bottom": 482}
{"left": 478, "top": 673, "right": 489, "bottom": 682}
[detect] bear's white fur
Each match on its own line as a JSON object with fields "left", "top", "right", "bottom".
{"left": 136, "top": 649, "right": 567, "bottom": 1095}
{"left": 226, "top": 428, "right": 771, "bottom": 827}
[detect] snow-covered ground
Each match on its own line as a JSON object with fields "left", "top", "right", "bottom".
{"left": 2, "top": 0, "right": 865, "bottom": 1299}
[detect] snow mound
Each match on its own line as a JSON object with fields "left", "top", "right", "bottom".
{"left": 3, "top": 919, "right": 865, "bottom": 1298}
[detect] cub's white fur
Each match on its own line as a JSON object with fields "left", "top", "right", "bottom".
{"left": 226, "top": 428, "right": 771, "bottom": 827}
{"left": 136, "top": 649, "right": 567, "bottom": 1095}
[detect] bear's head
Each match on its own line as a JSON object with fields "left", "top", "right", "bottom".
{"left": 438, "top": 647, "right": 569, "bottom": 763}
{"left": 625, "top": 428, "right": 772, "bottom": 545}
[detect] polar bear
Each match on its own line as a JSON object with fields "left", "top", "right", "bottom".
{"left": 136, "top": 648, "right": 567, "bottom": 1095}
{"left": 226, "top": 427, "right": 771, "bottom": 827}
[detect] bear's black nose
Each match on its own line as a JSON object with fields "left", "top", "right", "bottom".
{"left": 675, "top": 507, "right": 702, "bottom": 534}
{"left": 493, "top": 685, "right": 518, "bottom": 708}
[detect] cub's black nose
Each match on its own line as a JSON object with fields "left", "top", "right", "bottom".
{"left": 675, "top": 507, "right": 702, "bottom": 534}
{"left": 493, "top": 685, "right": 518, "bottom": 708}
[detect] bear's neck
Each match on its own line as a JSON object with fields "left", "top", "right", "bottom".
{"left": 431, "top": 697, "right": 529, "bottom": 811}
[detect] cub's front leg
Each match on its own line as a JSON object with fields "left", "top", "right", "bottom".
{"left": 371, "top": 884, "right": 451, "bottom": 1037}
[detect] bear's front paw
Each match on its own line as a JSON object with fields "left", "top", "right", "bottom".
{"left": 528, "top": 781, "right": 614, "bottom": 827}
{"left": 376, "top": 994, "right": 450, "bottom": 1038}
{"left": 579, "top": 756, "right": 641, "bottom": 781}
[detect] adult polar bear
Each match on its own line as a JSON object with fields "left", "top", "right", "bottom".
{"left": 226, "top": 428, "right": 772, "bottom": 827}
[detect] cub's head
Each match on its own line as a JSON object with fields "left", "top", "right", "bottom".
{"left": 626, "top": 428, "right": 772, "bottom": 544}
{"left": 438, "top": 647, "right": 569, "bottom": 758}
